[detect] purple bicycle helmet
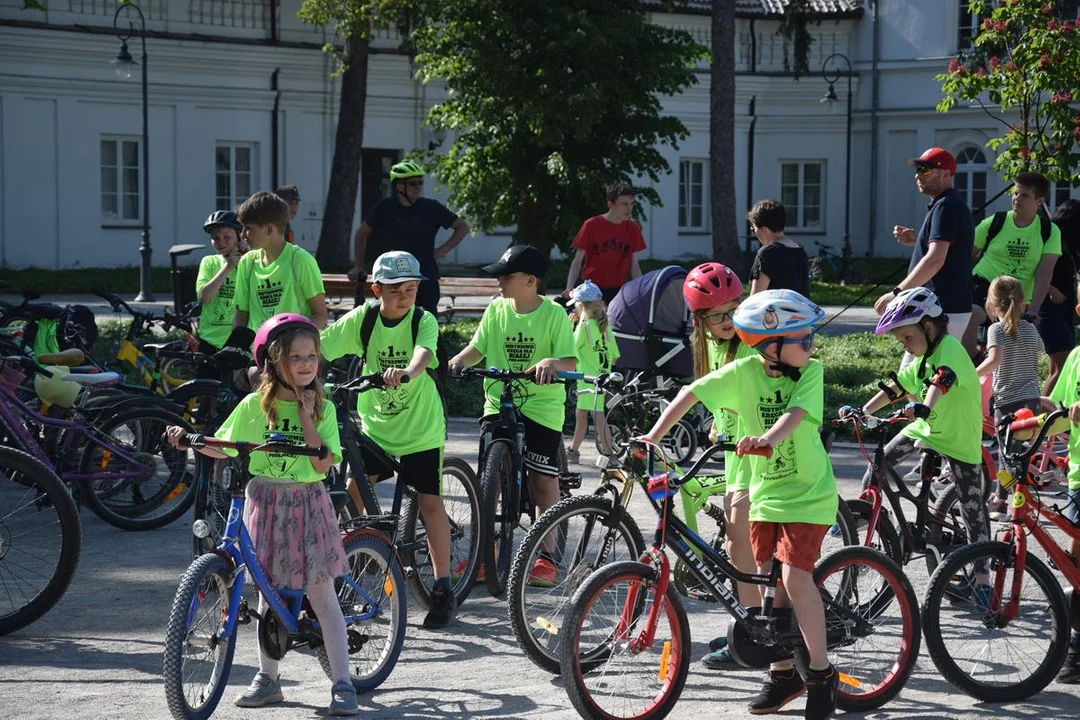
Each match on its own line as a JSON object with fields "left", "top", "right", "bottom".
{"left": 875, "top": 288, "right": 942, "bottom": 335}
{"left": 252, "top": 313, "right": 317, "bottom": 370}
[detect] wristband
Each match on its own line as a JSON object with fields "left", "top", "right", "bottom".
{"left": 891, "top": 286, "right": 904, "bottom": 296}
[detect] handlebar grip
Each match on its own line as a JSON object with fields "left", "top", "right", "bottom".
{"left": 736, "top": 445, "right": 773, "bottom": 458}
{"left": 1009, "top": 416, "right": 1042, "bottom": 433}
{"left": 555, "top": 370, "right": 584, "bottom": 381}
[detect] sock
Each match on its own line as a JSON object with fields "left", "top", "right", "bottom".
{"left": 434, "top": 576, "right": 451, "bottom": 592}
{"left": 809, "top": 663, "right": 832, "bottom": 673}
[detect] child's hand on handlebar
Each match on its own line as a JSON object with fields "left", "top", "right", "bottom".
{"left": 164, "top": 425, "right": 188, "bottom": 449}
{"left": 736, "top": 436, "right": 773, "bottom": 458}
{"left": 527, "top": 358, "right": 560, "bottom": 385}
{"left": 837, "top": 405, "right": 863, "bottom": 419}
{"left": 382, "top": 368, "right": 410, "bottom": 387}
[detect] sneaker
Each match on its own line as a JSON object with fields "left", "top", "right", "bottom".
{"left": 988, "top": 497, "right": 1009, "bottom": 521}
{"left": 827, "top": 522, "right": 842, "bottom": 538}
{"left": 567, "top": 449, "right": 581, "bottom": 464}
{"left": 803, "top": 664, "right": 839, "bottom": 720}
{"left": 423, "top": 584, "right": 457, "bottom": 629}
{"left": 527, "top": 557, "right": 558, "bottom": 588}
{"left": 972, "top": 583, "right": 995, "bottom": 613}
{"left": 748, "top": 667, "right": 805, "bottom": 715}
{"left": 234, "top": 672, "right": 284, "bottom": 708}
{"left": 701, "top": 646, "right": 738, "bottom": 669}
{"left": 328, "top": 678, "right": 358, "bottom": 716}
{"left": 1058, "top": 642, "right": 1080, "bottom": 684}
{"left": 708, "top": 634, "right": 728, "bottom": 652}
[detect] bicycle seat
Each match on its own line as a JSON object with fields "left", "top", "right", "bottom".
{"left": 60, "top": 371, "right": 121, "bottom": 387}
{"left": 144, "top": 342, "right": 183, "bottom": 357}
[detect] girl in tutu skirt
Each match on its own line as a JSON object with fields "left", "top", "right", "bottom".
{"left": 167, "top": 312, "right": 356, "bottom": 715}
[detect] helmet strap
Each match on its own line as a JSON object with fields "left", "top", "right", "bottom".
{"left": 917, "top": 323, "right": 942, "bottom": 378}
{"left": 394, "top": 180, "right": 416, "bottom": 206}
{"left": 760, "top": 338, "right": 802, "bottom": 382}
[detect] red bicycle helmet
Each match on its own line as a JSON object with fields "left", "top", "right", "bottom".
{"left": 682, "top": 262, "right": 743, "bottom": 312}
{"left": 252, "top": 313, "right": 317, "bottom": 370}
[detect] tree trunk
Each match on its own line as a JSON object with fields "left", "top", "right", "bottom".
{"left": 710, "top": 0, "right": 742, "bottom": 272}
{"left": 315, "top": 31, "right": 370, "bottom": 270}
{"left": 515, "top": 196, "right": 552, "bottom": 257}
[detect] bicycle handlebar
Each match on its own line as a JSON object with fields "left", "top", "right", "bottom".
{"left": 171, "top": 432, "right": 329, "bottom": 459}
{"left": 1004, "top": 407, "right": 1070, "bottom": 463}
{"left": 329, "top": 372, "right": 411, "bottom": 396}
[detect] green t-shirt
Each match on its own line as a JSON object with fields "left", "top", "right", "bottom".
{"left": 973, "top": 211, "right": 1062, "bottom": 301}
{"left": 471, "top": 297, "right": 577, "bottom": 431}
{"left": 215, "top": 392, "right": 342, "bottom": 483}
{"left": 574, "top": 319, "right": 619, "bottom": 412}
{"left": 320, "top": 303, "right": 445, "bottom": 456}
{"left": 195, "top": 254, "right": 237, "bottom": 350}
{"left": 233, "top": 242, "right": 325, "bottom": 332}
{"left": 895, "top": 335, "right": 981, "bottom": 465}
{"left": 706, "top": 339, "right": 758, "bottom": 492}
{"left": 689, "top": 357, "right": 838, "bottom": 525}
{"left": 1048, "top": 345, "right": 1080, "bottom": 490}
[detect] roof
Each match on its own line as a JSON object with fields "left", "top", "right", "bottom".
{"left": 646, "top": 1, "right": 864, "bottom": 17}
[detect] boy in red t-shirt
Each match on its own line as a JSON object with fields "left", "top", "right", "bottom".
{"left": 564, "top": 182, "right": 646, "bottom": 303}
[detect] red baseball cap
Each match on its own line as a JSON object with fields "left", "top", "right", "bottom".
{"left": 907, "top": 147, "right": 956, "bottom": 174}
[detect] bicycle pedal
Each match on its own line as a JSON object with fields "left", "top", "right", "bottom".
{"left": 559, "top": 472, "right": 582, "bottom": 491}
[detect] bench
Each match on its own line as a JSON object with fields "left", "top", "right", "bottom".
{"left": 319, "top": 274, "right": 499, "bottom": 321}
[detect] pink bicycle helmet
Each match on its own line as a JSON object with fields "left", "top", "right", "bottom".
{"left": 683, "top": 262, "right": 743, "bottom": 312}
{"left": 252, "top": 313, "right": 317, "bottom": 370}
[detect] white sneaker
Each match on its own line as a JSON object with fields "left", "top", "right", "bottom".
{"left": 234, "top": 672, "right": 284, "bottom": 707}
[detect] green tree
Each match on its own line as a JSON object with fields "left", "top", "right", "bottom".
{"left": 298, "top": 1, "right": 425, "bottom": 269}
{"left": 410, "top": 0, "right": 707, "bottom": 257}
{"left": 937, "top": 0, "right": 1080, "bottom": 184}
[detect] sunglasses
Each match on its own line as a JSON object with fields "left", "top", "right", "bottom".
{"left": 914, "top": 165, "right": 936, "bottom": 177}
{"left": 776, "top": 330, "right": 816, "bottom": 352}
{"left": 703, "top": 310, "right": 735, "bottom": 325}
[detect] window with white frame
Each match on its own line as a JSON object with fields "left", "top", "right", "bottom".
{"left": 678, "top": 159, "right": 708, "bottom": 230}
{"left": 1051, "top": 180, "right": 1078, "bottom": 211}
{"left": 953, "top": 145, "right": 989, "bottom": 221}
{"left": 100, "top": 136, "right": 141, "bottom": 223}
{"left": 215, "top": 143, "right": 257, "bottom": 211}
{"left": 779, "top": 161, "right": 824, "bottom": 231}
{"left": 958, "top": 0, "right": 982, "bottom": 51}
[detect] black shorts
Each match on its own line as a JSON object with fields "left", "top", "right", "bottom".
{"left": 1038, "top": 302, "right": 1077, "bottom": 355}
{"left": 358, "top": 444, "right": 443, "bottom": 496}
{"left": 480, "top": 414, "right": 562, "bottom": 478}
{"left": 972, "top": 275, "right": 991, "bottom": 312}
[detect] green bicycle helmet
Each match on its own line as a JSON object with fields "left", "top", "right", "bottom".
{"left": 389, "top": 161, "right": 425, "bottom": 181}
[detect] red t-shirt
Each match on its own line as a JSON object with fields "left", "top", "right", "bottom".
{"left": 572, "top": 215, "right": 646, "bottom": 289}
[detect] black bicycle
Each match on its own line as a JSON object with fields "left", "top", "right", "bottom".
{"left": 329, "top": 372, "right": 482, "bottom": 611}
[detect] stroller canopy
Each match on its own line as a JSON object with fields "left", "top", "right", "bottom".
{"left": 608, "top": 265, "right": 692, "bottom": 377}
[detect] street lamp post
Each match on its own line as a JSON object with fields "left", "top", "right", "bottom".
{"left": 113, "top": 2, "right": 154, "bottom": 302}
{"left": 821, "top": 52, "right": 853, "bottom": 284}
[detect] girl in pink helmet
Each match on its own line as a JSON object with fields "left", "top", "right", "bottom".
{"left": 682, "top": 262, "right": 759, "bottom": 668}
{"left": 166, "top": 313, "right": 357, "bottom": 715}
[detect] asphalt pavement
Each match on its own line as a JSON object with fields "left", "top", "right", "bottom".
{"left": 2, "top": 421, "right": 1078, "bottom": 719}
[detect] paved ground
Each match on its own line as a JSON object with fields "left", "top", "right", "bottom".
{"left": 2, "top": 420, "right": 1079, "bottom": 719}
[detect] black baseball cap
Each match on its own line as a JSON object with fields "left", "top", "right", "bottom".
{"left": 482, "top": 244, "right": 549, "bottom": 277}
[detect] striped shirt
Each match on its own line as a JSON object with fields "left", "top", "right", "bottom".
{"left": 988, "top": 319, "right": 1044, "bottom": 406}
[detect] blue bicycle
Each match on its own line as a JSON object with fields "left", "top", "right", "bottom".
{"left": 162, "top": 434, "right": 407, "bottom": 720}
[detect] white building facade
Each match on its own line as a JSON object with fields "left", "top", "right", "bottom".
{"left": 0, "top": 0, "right": 1058, "bottom": 270}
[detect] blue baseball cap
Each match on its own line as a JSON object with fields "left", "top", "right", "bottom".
{"left": 372, "top": 251, "right": 427, "bottom": 284}
{"left": 565, "top": 280, "right": 603, "bottom": 305}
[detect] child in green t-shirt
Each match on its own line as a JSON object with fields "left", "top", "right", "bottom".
{"left": 195, "top": 210, "right": 245, "bottom": 354}
{"left": 320, "top": 251, "right": 456, "bottom": 630}
{"left": 643, "top": 289, "right": 839, "bottom": 719}
{"left": 448, "top": 245, "right": 576, "bottom": 588}
{"left": 565, "top": 280, "right": 619, "bottom": 464}
{"left": 164, "top": 314, "right": 357, "bottom": 716}
{"left": 232, "top": 191, "right": 327, "bottom": 333}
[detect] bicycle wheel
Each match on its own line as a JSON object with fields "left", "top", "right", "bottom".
{"left": 318, "top": 530, "right": 407, "bottom": 693}
{"left": 480, "top": 441, "right": 515, "bottom": 597}
{"left": 602, "top": 404, "right": 632, "bottom": 458}
{"left": 398, "top": 456, "right": 481, "bottom": 610}
{"left": 818, "top": 494, "right": 858, "bottom": 559}
{"left": 77, "top": 406, "right": 197, "bottom": 531}
{"left": 559, "top": 561, "right": 691, "bottom": 720}
{"left": 811, "top": 545, "right": 921, "bottom": 711}
{"left": 661, "top": 419, "right": 697, "bottom": 465}
{"left": 921, "top": 540, "right": 1070, "bottom": 702}
{"left": 924, "top": 482, "right": 971, "bottom": 576}
{"left": 163, "top": 553, "right": 237, "bottom": 720}
{"left": 0, "top": 447, "right": 82, "bottom": 636}
{"left": 843, "top": 498, "right": 903, "bottom": 565}
{"left": 508, "top": 493, "right": 646, "bottom": 674}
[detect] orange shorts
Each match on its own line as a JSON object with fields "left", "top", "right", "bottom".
{"left": 749, "top": 521, "right": 829, "bottom": 574}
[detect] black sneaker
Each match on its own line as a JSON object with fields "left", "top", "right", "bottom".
{"left": 748, "top": 667, "right": 805, "bottom": 715}
{"left": 803, "top": 664, "right": 838, "bottom": 720}
{"left": 1058, "top": 647, "right": 1080, "bottom": 684}
{"left": 423, "top": 585, "right": 457, "bottom": 629}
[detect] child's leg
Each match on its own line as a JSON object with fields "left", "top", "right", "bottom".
{"left": 724, "top": 490, "right": 759, "bottom": 607}
{"left": 417, "top": 492, "right": 451, "bottom": 579}
{"left": 592, "top": 410, "right": 612, "bottom": 456}
{"left": 570, "top": 409, "right": 588, "bottom": 453}
{"left": 782, "top": 564, "right": 828, "bottom": 669}
{"left": 345, "top": 474, "right": 379, "bottom": 516}
{"left": 256, "top": 593, "right": 281, "bottom": 678}
{"left": 305, "top": 580, "right": 351, "bottom": 684}
{"left": 947, "top": 458, "right": 992, "bottom": 580}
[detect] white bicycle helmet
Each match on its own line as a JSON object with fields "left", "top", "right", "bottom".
{"left": 34, "top": 366, "right": 80, "bottom": 408}
{"left": 875, "top": 288, "right": 942, "bottom": 335}
{"left": 732, "top": 290, "right": 825, "bottom": 347}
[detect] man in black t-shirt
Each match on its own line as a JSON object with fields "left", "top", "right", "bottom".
{"left": 876, "top": 147, "right": 974, "bottom": 351}
{"left": 746, "top": 199, "right": 811, "bottom": 298}
{"left": 349, "top": 161, "right": 471, "bottom": 314}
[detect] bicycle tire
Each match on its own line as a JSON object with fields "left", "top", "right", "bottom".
{"left": 921, "top": 540, "right": 1070, "bottom": 702}
{"left": 0, "top": 447, "right": 82, "bottom": 636}
{"left": 318, "top": 530, "right": 407, "bottom": 693}
{"left": 811, "top": 545, "right": 921, "bottom": 710}
{"left": 507, "top": 493, "right": 646, "bottom": 674}
{"left": 559, "top": 560, "right": 691, "bottom": 720}
{"left": 398, "top": 456, "right": 481, "bottom": 610}
{"left": 166, "top": 380, "right": 227, "bottom": 432}
{"left": 601, "top": 404, "right": 632, "bottom": 458}
{"left": 77, "top": 406, "right": 197, "bottom": 531}
{"left": 480, "top": 441, "right": 515, "bottom": 597}
{"left": 924, "top": 482, "right": 971, "bottom": 576}
{"left": 662, "top": 419, "right": 697, "bottom": 465}
{"left": 163, "top": 553, "right": 237, "bottom": 720}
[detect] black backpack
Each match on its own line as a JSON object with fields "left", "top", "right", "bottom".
{"left": 357, "top": 304, "right": 443, "bottom": 393}
{"left": 979, "top": 210, "right": 1052, "bottom": 260}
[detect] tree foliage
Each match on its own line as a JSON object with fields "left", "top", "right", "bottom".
{"left": 937, "top": 0, "right": 1080, "bottom": 183}
{"left": 410, "top": 0, "right": 708, "bottom": 257}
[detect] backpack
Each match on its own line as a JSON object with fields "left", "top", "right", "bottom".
{"left": 357, "top": 303, "right": 444, "bottom": 393}
{"left": 979, "top": 210, "right": 1052, "bottom": 261}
